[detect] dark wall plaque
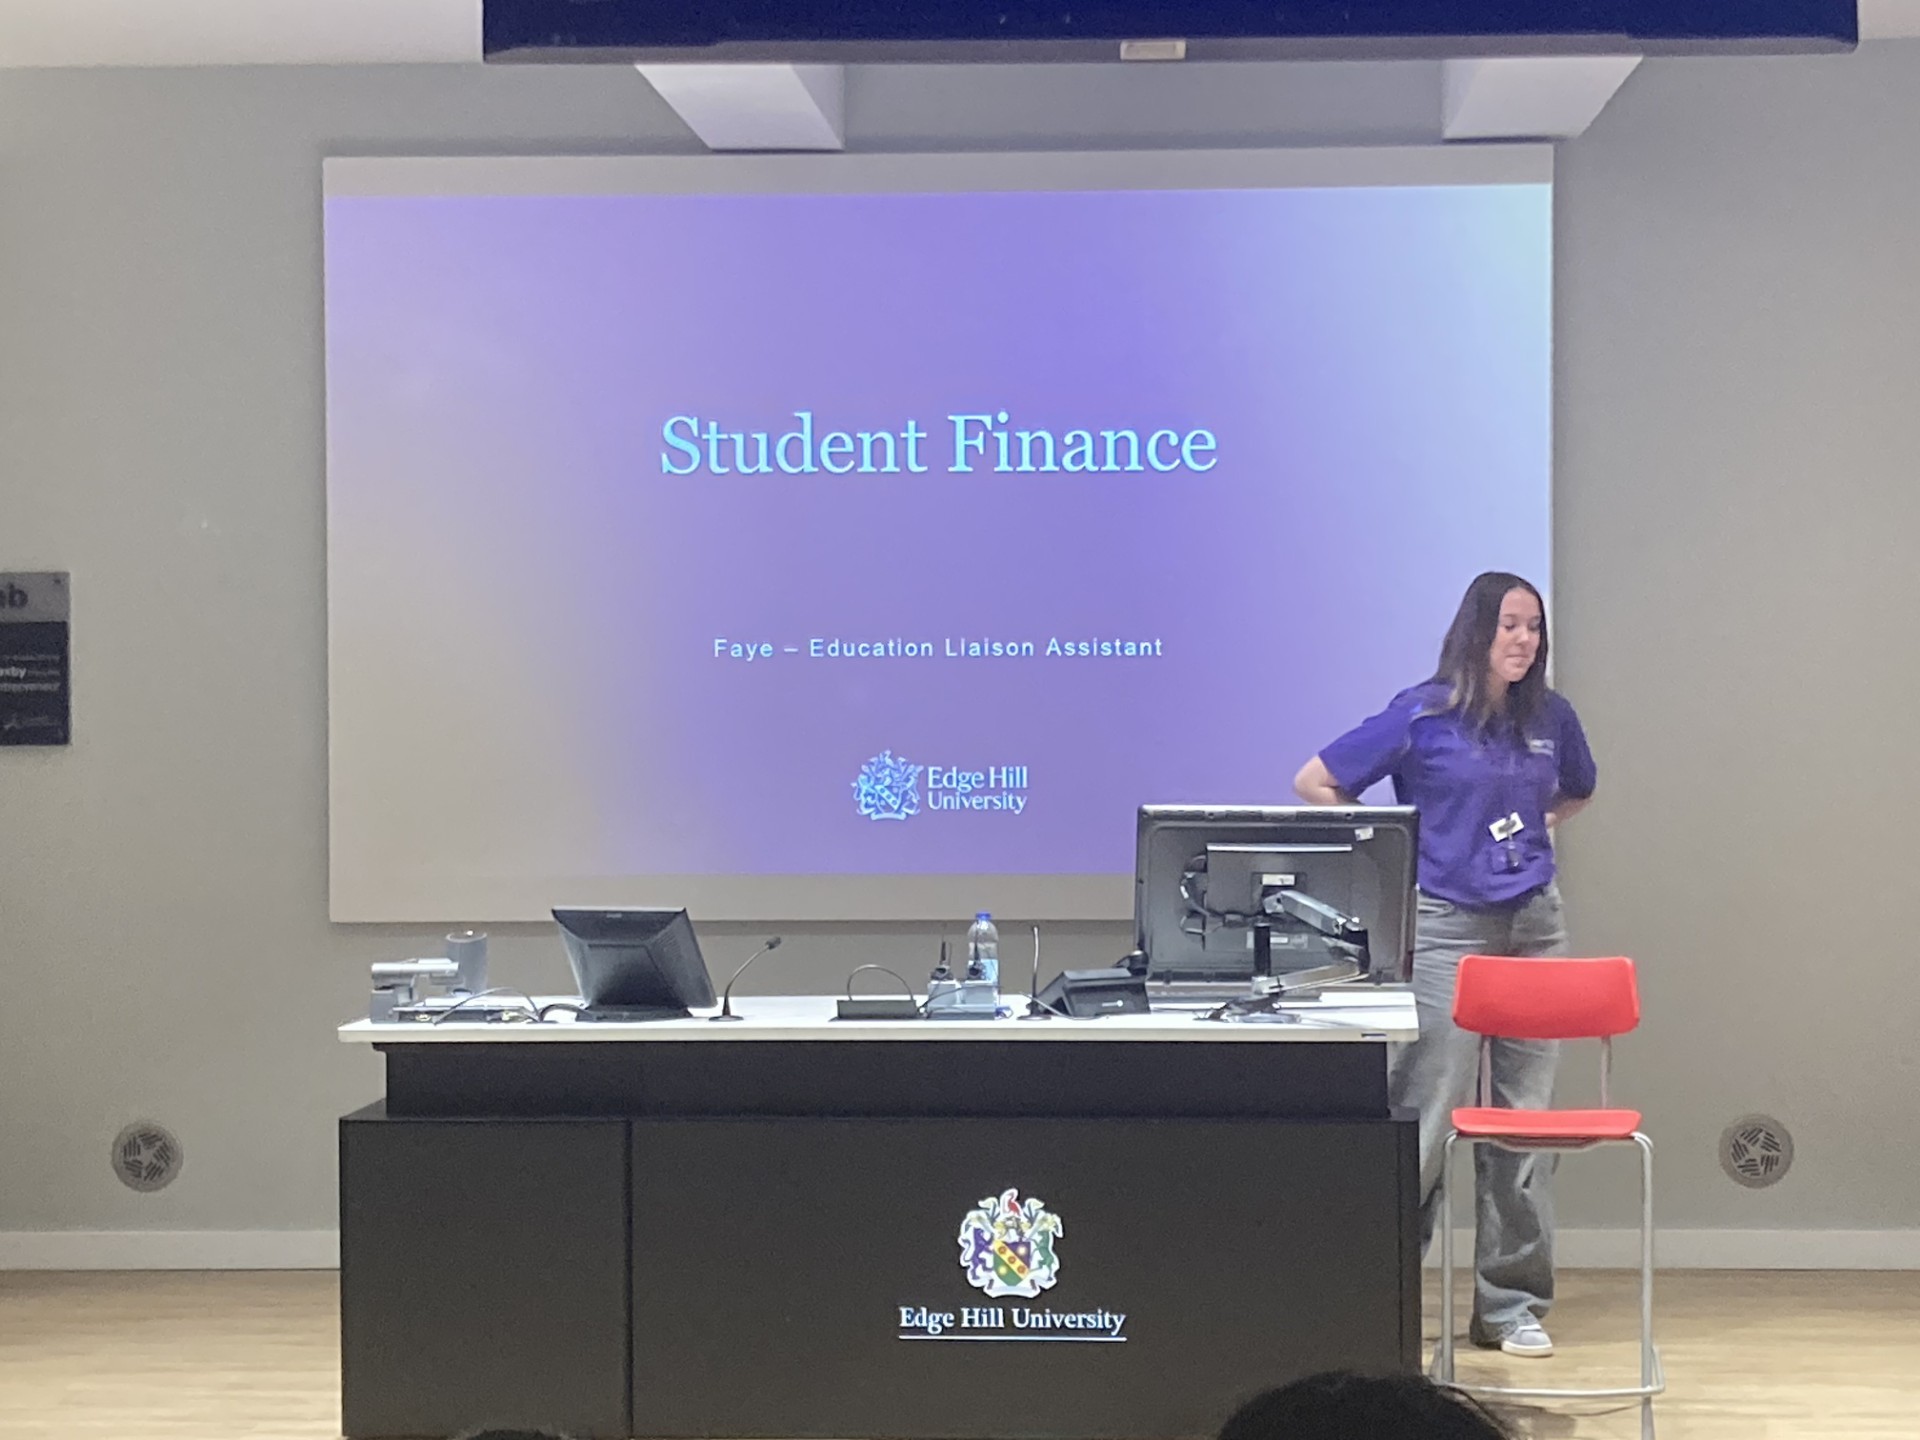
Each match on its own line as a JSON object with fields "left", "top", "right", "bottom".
{"left": 0, "top": 572, "right": 71, "bottom": 746}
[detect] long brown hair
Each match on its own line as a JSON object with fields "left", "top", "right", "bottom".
{"left": 1430, "top": 571, "right": 1548, "bottom": 739}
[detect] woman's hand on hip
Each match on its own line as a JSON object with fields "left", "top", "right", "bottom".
{"left": 1293, "top": 755, "right": 1356, "bottom": 806}
{"left": 1546, "top": 794, "right": 1592, "bottom": 829}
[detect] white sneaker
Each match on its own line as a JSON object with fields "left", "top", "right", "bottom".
{"left": 1499, "top": 1320, "right": 1554, "bottom": 1357}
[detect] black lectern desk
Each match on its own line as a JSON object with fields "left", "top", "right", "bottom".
{"left": 338, "top": 993, "right": 1420, "bottom": 1440}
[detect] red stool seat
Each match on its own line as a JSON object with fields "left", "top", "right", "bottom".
{"left": 1452, "top": 1105, "right": 1643, "bottom": 1142}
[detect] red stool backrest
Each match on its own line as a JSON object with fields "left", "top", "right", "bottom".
{"left": 1453, "top": 955, "right": 1640, "bottom": 1040}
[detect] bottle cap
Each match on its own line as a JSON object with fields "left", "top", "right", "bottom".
{"left": 976, "top": 912, "right": 991, "bottom": 920}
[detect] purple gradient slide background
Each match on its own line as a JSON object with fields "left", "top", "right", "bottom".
{"left": 325, "top": 183, "right": 1550, "bottom": 878}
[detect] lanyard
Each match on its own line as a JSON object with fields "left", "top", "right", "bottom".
{"left": 1486, "top": 726, "right": 1526, "bottom": 873}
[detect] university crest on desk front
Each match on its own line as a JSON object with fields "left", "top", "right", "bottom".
{"left": 959, "top": 1188, "right": 1062, "bottom": 1298}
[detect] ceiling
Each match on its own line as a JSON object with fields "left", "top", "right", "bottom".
{"left": 1, "top": 0, "right": 1917, "bottom": 68}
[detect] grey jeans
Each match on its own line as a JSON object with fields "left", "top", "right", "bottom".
{"left": 1390, "top": 884, "right": 1569, "bottom": 1338}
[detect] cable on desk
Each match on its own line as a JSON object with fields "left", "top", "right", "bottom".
{"left": 844, "top": 964, "right": 918, "bottom": 1001}
{"left": 429, "top": 987, "right": 541, "bottom": 1025}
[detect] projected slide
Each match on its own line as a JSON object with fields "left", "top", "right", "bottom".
{"left": 324, "top": 153, "right": 1551, "bottom": 920}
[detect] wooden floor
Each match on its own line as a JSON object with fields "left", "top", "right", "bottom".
{"left": 1, "top": 1270, "right": 1916, "bottom": 1439}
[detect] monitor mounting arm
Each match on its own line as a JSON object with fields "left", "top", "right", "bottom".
{"left": 1250, "top": 878, "right": 1372, "bottom": 988}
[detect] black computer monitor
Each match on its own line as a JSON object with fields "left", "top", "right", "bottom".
{"left": 552, "top": 907, "right": 717, "bottom": 1020}
{"left": 1133, "top": 805, "right": 1419, "bottom": 985}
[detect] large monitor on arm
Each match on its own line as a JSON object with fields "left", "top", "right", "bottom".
{"left": 1134, "top": 805, "right": 1419, "bottom": 986}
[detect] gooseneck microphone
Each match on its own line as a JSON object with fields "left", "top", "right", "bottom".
{"left": 712, "top": 936, "right": 784, "bottom": 1021}
{"left": 1020, "top": 923, "right": 1051, "bottom": 1020}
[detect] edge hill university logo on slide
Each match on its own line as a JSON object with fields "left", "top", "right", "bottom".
{"left": 896, "top": 1188, "right": 1127, "bottom": 1343}
{"left": 853, "top": 751, "right": 1030, "bottom": 821}
{"left": 853, "top": 750, "right": 923, "bottom": 820}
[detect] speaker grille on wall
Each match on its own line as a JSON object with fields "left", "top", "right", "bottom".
{"left": 1720, "top": 1114, "right": 1793, "bottom": 1189}
{"left": 112, "top": 1122, "right": 184, "bottom": 1193}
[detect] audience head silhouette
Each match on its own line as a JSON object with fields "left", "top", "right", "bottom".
{"left": 1219, "top": 1372, "right": 1512, "bottom": 1440}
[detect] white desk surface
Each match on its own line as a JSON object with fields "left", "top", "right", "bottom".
{"left": 339, "top": 989, "right": 1417, "bottom": 1045}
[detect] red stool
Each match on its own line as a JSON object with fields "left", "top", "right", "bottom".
{"left": 1434, "top": 955, "right": 1663, "bottom": 1440}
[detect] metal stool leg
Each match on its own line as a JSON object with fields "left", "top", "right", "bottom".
{"left": 1637, "top": 1131, "right": 1657, "bottom": 1440}
{"left": 1436, "top": 1130, "right": 1460, "bottom": 1383}
{"left": 1438, "top": 1133, "right": 1663, "bottom": 1429}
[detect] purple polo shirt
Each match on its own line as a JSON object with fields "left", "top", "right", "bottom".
{"left": 1319, "top": 681, "right": 1597, "bottom": 909}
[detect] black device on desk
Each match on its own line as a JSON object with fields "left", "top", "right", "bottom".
{"left": 1035, "top": 966, "right": 1150, "bottom": 1018}
{"left": 552, "top": 907, "right": 716, "bottom": 1020}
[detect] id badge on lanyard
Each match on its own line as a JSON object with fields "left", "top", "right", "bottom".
{"left": 1490, "top": 810, "right": 1526, "bottom": 873}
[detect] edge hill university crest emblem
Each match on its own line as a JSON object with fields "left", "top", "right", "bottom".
{"left": 958, "top": 1188, "right": 1062, "bottom": 1299}
{"left": 854, "top": 750, "right": 923, "bottom": 821}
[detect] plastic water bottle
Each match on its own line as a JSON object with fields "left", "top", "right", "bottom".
{"left": 968, "top": 913, "right": 1000, "bottom": 988}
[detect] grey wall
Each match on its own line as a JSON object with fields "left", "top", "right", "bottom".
{"left": 0, "top": 46, "right": 1915, "bottom": 1238}
{"left": 1552, "top": 45, "right": 1920, "bottom": 1228}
